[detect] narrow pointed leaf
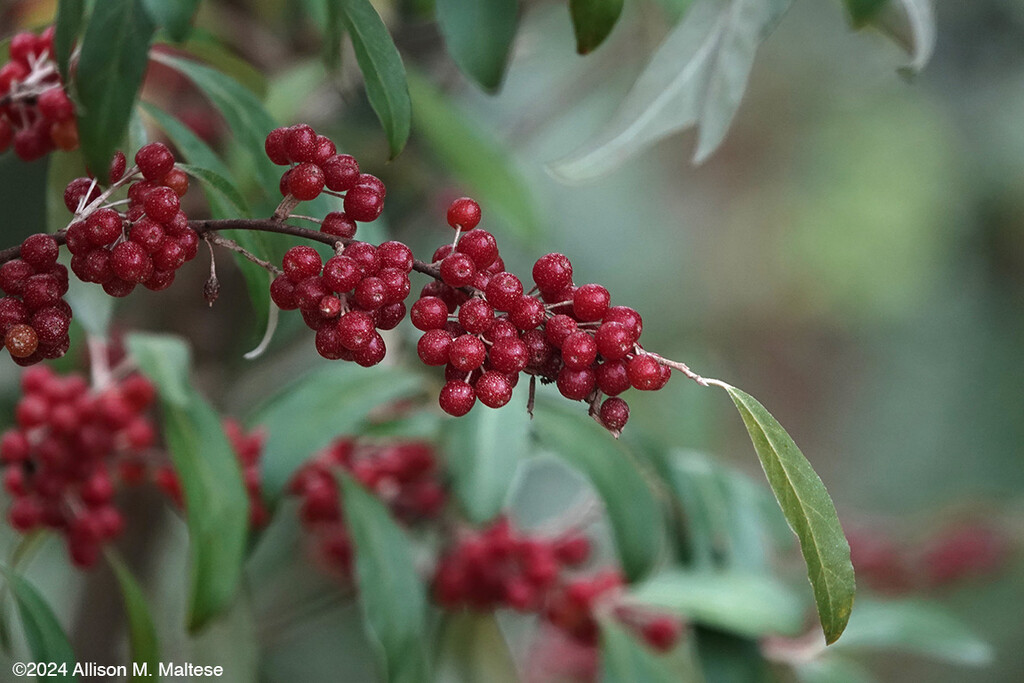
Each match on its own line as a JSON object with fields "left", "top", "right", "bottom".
{"left": 54, "top": 0, "right": 85, "bottom": 82}
{"left": 75, "top": 0, "right": 156, "bottom": 177}
{"left": 443, "top": 389, "right": 531, "bottom": 523}
{"left": 338, "top": 0, "right": 412, "bottom": 157}
{"left": 339, "top": 473, "right": 430, "bottom": 682}
{"left": 142, "top": 0, "right": 201, "bottom": 42}
{"left": 128, "top": 333, "right": 249, "bottom": 632}
{"left": 0, "top": 566, "right": 77, "bottom": 680}
{"left": 534, "top": 405, "right": 662, "bottom": 581}
{"left": 843, "top": 0, "right": 888, "bottom": 27}
{"left": 570, "top": 0, "right": 624, "bottom": 55}
{"left": 873, "top": 0, "right": 936, "bottom": 76}
{"left": 177, "top": 164, "right": 250, "bottom": 218}
{"left": 107, "top": 553, "right": 161, "bottom": 682}
{"left": 436, "top": 612, "right": 518, "bottom": 683}
{"left": 548, "top": 0, "right": 791, "bottom": 182}
{"left": 722, "top": 384, "right": 854, "bottom": 644}
{"left": 436, "top": 0, "right": 518, "bottom": 91}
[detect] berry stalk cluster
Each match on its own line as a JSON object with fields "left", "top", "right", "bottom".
{"left": 0, "top": 366, "right": 156, "bottom": 567}
{"left": 0, "top": 28, "right": 79, "bottom": 160}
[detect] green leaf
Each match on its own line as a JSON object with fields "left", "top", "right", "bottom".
{"left": 628, "top": 570, "right": 805, "bottom": 638}
{"left": 443, "top": 389, "right": 530, "bottom": 524}
{"left": 151, "top": 52, "right": 280, "bottom": 192}
{"left": 127, "top": 333, "right": 249, "bottom": 632}
{"left": 339, "top": 473, "right": 430, "bottom": 682}
{"left": 0, "top": 565, "right": 78, "bottom": 680}
{"left": 407, "top": 71, "right": 540, "bottom": 245}
{"left": 722, "top": 384, "right": 854, "bottom": 645}
{"left": 570, "top": 0, "right": 624, "bottom": 54}
{"left": 694, "top": 628, "right": 768, "bottom": 683}
{"left": 321, "top": 0, "right": 343, "bottom": 67}
{"left": 436, "top": 612, "right": 518, "bottom": 683}
{"left": 534, "top": 404, "right": 662, "bottom": 581}
{"left": 142, "top": 0, "right": 201, "bottom": 42}
{"left": 549, "top": 0, "right": 792, "bottom": 181}
{"left": 54, "top": 0, "right": 85, "bottom": 83}
{"left": 107, "top": 553, "right": 161, "bottom": 682}
{"left": 178, "top": 164, "right": 250, "bottom": 218}
{"left": 75, "top": 0, "right": 156, "bottom": 177}
{"left": 835, "top": 598, "right": 994, "bottom": 665}
{"left": 337, "top": 0, "right": 412, "bottom": 158}
{"left": 866, "top": 0, "right": 936, "bottom": 76}
{"left": 435, "top": 0, "right": 518, "bottom": 91}
{"left": 843, "top": 0, "right": 888, "bottom": 26}
{"left": 252, "top": 364, "right": 423, "bottom": 501}
{"left": 797, "top": 655, "right": 877, "bottom": 683}
{"left": 599, "top": 618, "right": 680, "bottom": 683}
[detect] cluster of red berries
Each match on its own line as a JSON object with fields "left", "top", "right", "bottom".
{"left": 545, "top": 571, "right": 683, "bottom": 650}
{"left": 0, "top": 366, "right": 156, "bottom": 567}
{"left": 290, "top": 438, "right": 447, "bottom": 574}
{"left": 154, "top": 418, "right": 269, "bottom": 528}
{"left": 1, "top": 233, "right": 72, "bottom": 366}
{"left": 431, "top": 517, "right": 683, "bottom": 650}
{"left": 270, "top": 240, "right": 414, "bottom": 364}
{"left": 64, "top": 143, "right": 197, "bottom": 296}
{"left": 432, "top": 517, "right": 591, "bottom": 612}
{"left": 264, "top": 124, "right": 386, "bottom": 226}
{"left": 414, "top": 198, "right": 665, "bottom": 433}
{"left": 0, "top": 27, "right": 79, "bottom": 161}
{"left": 848, "top": 522, "right": 1010, "bottom": 594}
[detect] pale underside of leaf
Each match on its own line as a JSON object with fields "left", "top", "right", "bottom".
{"left": 548, "top": 0, "right": 792, "bottom": 183}
{"left": 872, "top": 0, "right": 936, "bottom": 76}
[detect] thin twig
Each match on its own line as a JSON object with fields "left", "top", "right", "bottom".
{"left": 205, "top": 232, "right": 282, "bottom": 276}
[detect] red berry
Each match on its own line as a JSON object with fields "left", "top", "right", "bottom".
{"left": 162, "top": 168, "right": 190, "bottom": 197}
{"left": 294, "top": 276, "right": 330, "bottom": 312}
{"left": 447, "top": 197, "right": 481, "bottom": 230}
{"left": 283, "top": 246, "right": 323, "bottom": 283}
{"left": 596, "top": 360, "right": 630, "bottom": 396}
{"left": 355, "top": 174, "right": 386, "bottom": 196}
{"left": 573, "top": 284, "right": 610, "bottom": 322}
{"left": 533, "top": 253, "right": 573, "bottom": 293}
{"left": 108, "top": 151, "right": 127, "bottom": 184}
{"left": 488, "top": 338, "right": 528, "bottom": 375}
{"left": 641, "top": 616, "right": 682, "bottom": 652}
{"left": 64, "top": 177, "right": 102, "bottom": 214}
{"left": 456, "top": 230, "right": 498, "bottom": 269}
{"left": 594, "top": 322, "right": 633, "bottom": 361}
{"left": 411, "top": 297, "right": 449, "bottom": 331}
{"left": 0, "top": 260, "right": 32, "bottom": 295}
{"left": 377, "top": 268, "right": 411, "bottom": 304}
{"left": 102, "top": 277, "right": 136, "bottom": 298}
{"left": 439, "top": 380, "right": 476, "bottom": 416}
{"left": 152, "top": 239, "right": 186, "bottom": 272}
{"left": 352, "top": 333, "right": 387, "bottom": 367}
{"left": 475, "top": 372, "right": 513, "bottom": 408}
{"left": 135, "top": 142, "right": 175, "bottom": 182}
{"left": 129, "top": 219, "right": 165, "bottom": 254}
{"left": 110, "top": 241, "right": 152, "bottom": 283}
{"left": 322, "top": 255, "right": 361, "bottom": 293}
{"left": 5, "top": 323, "right": 38, "bottom": 359}
{"left": 561, "top": 331, "right": 597, "bottom": 370}
{"left": 626, "top": 354, "right": 663, "bottom": 391}
{"left": 353, "top": 276, "right": 387, "bottom": 310}
{"left": 603, "top": 306, "right": 642, "bottom": 341}
{"left": 37, "top": 88, "right": 74, "bottom": 122}
{"left": 270, "top": 275, "right": 298, "bottom": 310}
{"left": 448, "top": 334, "right": 487, "bottom": 372}
{"left": 378, "top": 241, "right": 414, "bottom": 272}
{"left": 321, "top": 212, "right": 357, "bottom": 239}
{"left": 545, "top": 314, "right": 578, "bottom": 348}
{"left": 599, "top": 397, "right": 629, "bottom": 432}
{"left": 556, "top": 367, "right": 595, "bottom": 401}
{"left": 143, "top": 186, "right": 180, "bottom": 223}
{"left": 440, "top": 253, "right": 476, "bottom": 288}
{"left": 322, "top": 154, "right": 360, "bottom": 192}
{"left": 285, "top": 124, "right": 318, "bottom": 163}
{"left": 344, "top": 186, "right": 384, "bottom": 222}
{"left": 417, "top": 329, "right": 452, "bottom": 366}
{"left": 312, "top": 135, "right": 337, "bottom": 165}
{"left": 343, "top": 242, "right": 380, "bottom": 276}
{"left": 288, "top": 162, "right": 325, "bottom": 201}
{"left": 337, "top": 311, "right": 375, "bottom": 350}
{"left": 457, "top": 298, "right": 494, "bottom": 334}
{"left": 19, "top": 234, "right": 59, "bottom": 271}
{"left": 85, "top": 209, "right": 122, "bottom": 246}
{"left": 265, "top": 127, "right": 291, "bottom": 165}
{"left": 484, "top": 272, "right": 523, "bottom": 312}
{"left": 376, "top": 302, "right": 406, "bottom": 330}
{"left": 508, "top": 296, "right": 545, "bottom": 330}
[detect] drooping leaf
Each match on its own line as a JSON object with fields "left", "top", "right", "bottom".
{"left": 443, "top": 388, "right": 531, "bottom": 524}
{"left": 107, "top": 553, "right": 161, "bottom": 682}
{"left": 436, "top": 612, "right": 518, "bottom": 683}
{"left": 694, "top": 628, "right": 768, "bottom": 683}
{"left": 142, "top": 0, "right": 201, "bottom": 42}
{"left": 75, "top": 0, "right": 156, "bottom": 177}
{"left": 127, "top": 333, "right": 249, "bottom": 632}
{"left": 722, "top": 384, "right": 855, "bottom": 644}
{"left": 151, "top": 52, "right": 280, "bottom": 192}
{"left": 0, "top": 565, "right": 78, "bottom": 680}
{"left": 252, "top": 364, "right": 423, "bottom": 501}
{"left": 534, "top": 404, "right": 662, "bottom": 581}
{"left": 178, "top": 164, "right": 250, "bottom": 218}
{"left": 599, "top": 618, "right": 680, "bottom": 683}
{"left": 627, "top": 570, "right": 806, "bottom": 638}
{"left": 407, "top": 71, "right": 541, "bottom": 244}
{"left": 435, "top": 0, "right": 518, "bottom": 91}
{"left": 339, "top": 473, "right": 430, "bottom": 682}
{"left": 834, "top": 598, "right": 994, "bottom": 665}
{"left": 549, "top": 0, "right": 792, "bottom": 181}
{"left": 337, "top": 0, "right": 412, "bottom": 157}
{"left": 570, "top": 0, "right": 624, "bottom": 54}
{"left": 865, "top": 0, "right": 936, "bottom": 76}
{"left": 54, "top": 0, "right": 85, "bottom": 83}
{"left": 319, "top": 0, "right": 343, "bottom": 67}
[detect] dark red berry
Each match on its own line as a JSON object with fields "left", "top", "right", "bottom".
{"left": 447, "top": 197, "right": 481, "bottom": 230}
{"left": 283, "top": 246, "right": 323, "bottom": 283}
{"left": 337, "top": 311, "right": 375, "bottom": 350}
{"left": 545, "top": 314, "right": 578, "bottom": 348}
{"left": 411, "top": 297, "right": 449, "bottom": 331}
{"left": 110, "top": 241, "right": 152, "bottom": 283}
{"left": 344, "top": 186, "right": 384, "bottom": 222}
{"left": 322, "top": 154, "right": 360, "bottom": 192}
{"left": 20, "top": 234, "right": 59, "bottom": 270}
{"left": 533, "top": 253, "right": 573, "bottom": 293}
{"left": 285, "top": 124, "right": 318, "bottom": 163}
{"left": 85, "top": 209, "right": 122, "bottom": 246}
{"left": 508, "top": 296, "right": 545, "bottom": 330}
{"left": 439, "top": 380, "right": 476, "bottom": 416}
{"left": 594, "top": 321, "right": 633, "bottom": 361}
{"left": 323, "top": 255, "right": 361, "bottom": 293}
{"left": 475, "top": 372, "right": 513, "bottom": 408}
{"left": 143, "top": 186, "right": 180, "bottom": 223}
{"left": 448, "top": 334, "right": 486, "bottom": 372}
{"left": 596, "top": 360, "right": 630, "bottom": 396}
{"left": 135, "top": 142, "right": 175, "bottom": 182}
{"left": 573, "top": 284, "right": 610, "bottom": 322}
{"left": 321, "top": 212, "right": 357, "bottom": 239}
{"left": 440, "top": 253, "right": 476, "bottom": 288}
{"left": 561, "top": 331, "right": 597, "bottom": 370}
{"left": 129, "top": 219, "right": 165, "bottom": 254}
{"left": 626, "top": 354, "right": 662, "bottom": 391}
{"left": 456, "top": 230, "right": 498, "bottom": 269}
{"left": 378, "top": 241, "right": 414, "bottom": 272}
{"left": 417, "top": 329, "right": 452, "bottom": 366}
{"left": 288, "top": 162, "right": 325, "bottom": 201}
{"left": 603, "top": 306, "right": 642, "bottom": 341}
{"left": 353, "top": 276, "right": 387, "bottom": 310}
{"left": 457, "top": 298, "right": 494, "bottom": 334}
{"left": 556, "top": 367, "right": 595, "bottom": 401}
{"left": 265, "top": 127, "right": 290, "bottom": 165}
{"left": 599, "top": 397, "right": 629, "bottom": 432}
